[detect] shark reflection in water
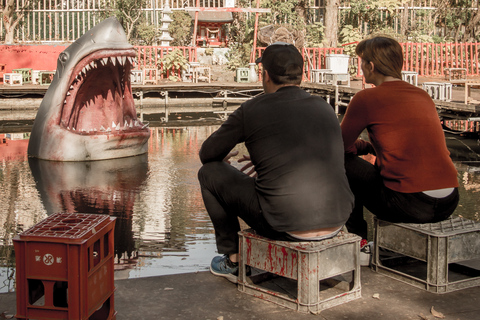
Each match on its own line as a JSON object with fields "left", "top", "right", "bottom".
{"left": 28, "top": 154, "right": 148, "bottom": 267}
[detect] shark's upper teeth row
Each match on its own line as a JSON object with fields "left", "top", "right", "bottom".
{"left": 65, "top": 119, "right": 149, "bottom": 133}
{"left": 79, "top": 56, "right": 135, "bottom": 75}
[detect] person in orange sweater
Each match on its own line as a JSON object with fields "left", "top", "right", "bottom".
{"left": 341, "top": 36, "right": 459, "bottom": 242}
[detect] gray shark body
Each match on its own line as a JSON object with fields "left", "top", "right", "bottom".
{"left": 28, "top": 17, "right": 150, "bottom": 161}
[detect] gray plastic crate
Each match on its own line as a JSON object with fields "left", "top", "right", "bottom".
{"left": 372, "top": 216, "right": 480, "bottom": 293}
{"left": 238, "top": 229, "right": 361, "bottom": 314}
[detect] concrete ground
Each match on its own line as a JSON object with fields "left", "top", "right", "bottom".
{"left": 1, "top": 266, "right": 479, "bottom": 320}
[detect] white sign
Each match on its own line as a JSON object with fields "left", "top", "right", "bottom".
{"left": 225, "top": 0, "right": 235, "bottom": 8}
{"left": 43, "top": 254, "right": 54, "bottom": 266}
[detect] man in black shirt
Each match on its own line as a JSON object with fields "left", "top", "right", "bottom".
{"left": 198, "top": 42, "right": 354, "bottom": 283}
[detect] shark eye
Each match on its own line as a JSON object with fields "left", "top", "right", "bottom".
{"left": 59, "top": 52, "right": 69, "bottom": 63}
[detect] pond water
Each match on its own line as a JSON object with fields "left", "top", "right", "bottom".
{"left": 1, "top": 123, "right": 480, "bottom": 294}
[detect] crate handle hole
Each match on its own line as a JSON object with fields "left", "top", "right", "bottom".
{"left": 62, "top": 218, "right": 83, "bottom": 224}
{"left": 50, "top": 226, "right": 72, "bottom": 232}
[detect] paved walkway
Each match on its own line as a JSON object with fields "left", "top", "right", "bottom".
{"left": 1, "top": 267, "right": 479, "bottom": 320}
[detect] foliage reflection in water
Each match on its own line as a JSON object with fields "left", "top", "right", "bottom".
{"left": 1, "top": 125, "right": 480, "bottom": 294}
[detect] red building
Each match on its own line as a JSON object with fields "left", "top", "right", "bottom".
{"left": 189, "top": 11, "right": 233, "bottom": 47}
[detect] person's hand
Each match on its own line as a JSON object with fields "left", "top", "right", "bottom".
{"left": 223, "top": 150, "right": 239, "bottom": 164}
{"left": 238, "top": 154, "right": 257, "bottom": 177}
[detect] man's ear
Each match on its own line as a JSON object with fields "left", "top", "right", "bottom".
{"left": 263, "top": 69, "right": 270, "bottom": 82}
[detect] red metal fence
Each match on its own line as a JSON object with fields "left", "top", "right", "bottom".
{"left": 1, "top": 43, "right": 478, "bottom": 81}
{"left": 354, "top": 42, "right": 480, "bottom": 78}
{"left": 402, "top": 42, "right": 480, "bottom": 77}
{"left": 134, "top": 46, "right": 198, "bottom": 80}
{"left": 256, "top": 43, "right": 480, "bottom": 79}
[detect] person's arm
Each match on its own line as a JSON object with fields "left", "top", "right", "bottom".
{"left": 340, "top": 92, "right": 371, "bottom": 155}
{"left": 199, "top": 107, "right": 245, "bottom": 164}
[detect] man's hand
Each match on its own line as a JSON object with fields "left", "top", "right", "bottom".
{"left": 223, "top": 150, "right": 239, "bottom": 164}
{"left": 238, "top": 154, "right": 257, "bottom": 177}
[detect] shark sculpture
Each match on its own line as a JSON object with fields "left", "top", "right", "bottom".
{"left": 28, "top": 17, "right": 150, "bottom": 161}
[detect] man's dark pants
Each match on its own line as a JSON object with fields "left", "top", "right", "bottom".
{"left": 344, "top": 154, "right": 459, "bottom": 240}
{"left": 198, "top": 161, "right": 288, "bottom": 255}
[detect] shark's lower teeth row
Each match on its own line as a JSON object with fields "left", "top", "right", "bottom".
{"left": 65, "top": 119, "right": 149, "bottom": 133}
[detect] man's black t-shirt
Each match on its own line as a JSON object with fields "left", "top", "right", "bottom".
{"left": 200, "top": 86, "right": 353, "bottom": 232}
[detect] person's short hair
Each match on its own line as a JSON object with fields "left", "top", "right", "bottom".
{"left": 256, "top": 42, "right": 303, "bottom": 85}
{"left": 355, "top": 36, "right": 403, "bottom": 79}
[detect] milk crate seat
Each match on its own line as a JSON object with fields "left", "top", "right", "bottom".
{"left": 372, "top": 216, "right": 480, "bottom": 293}
{"left": 238, "top": 229, "right": 361, "bottom": 314}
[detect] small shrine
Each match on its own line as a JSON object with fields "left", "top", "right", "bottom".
{"left": 188, "top": 11, "right": 233, "bottom": 47}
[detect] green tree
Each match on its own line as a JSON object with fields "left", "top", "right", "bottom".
{"left": 436, "top": 0, "right": 480, "bottom": 42}
{"left": 169, "top": 11, "right": 193, "bottom": 46}
{"left": 103, "top": 0, "right": 148, "bottom": 41}
{"left": 226, "top": 0, "right": 255, "bottom": 70}
{"left": 159, "top": 49, "right": 189, "bottom": 81}
{"left": 136, "top": 23, "right": 157, "bottom": 45}
{"left": 345, "top": 0, "right": 401, "bottom": 34}
{"left": 304, "top": 22, "right": 324, "bottom": 47}
{"left": 2, "top": 0, "right": 32, "bottom": 44}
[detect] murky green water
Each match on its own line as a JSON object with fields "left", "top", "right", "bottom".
{"left": 1, "top": 125, "right": 479, "bottom": 293}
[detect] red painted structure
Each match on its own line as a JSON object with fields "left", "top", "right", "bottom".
{"left": 355, "top": 42, "right": 480, "bottom": 78}
{"left": 195, "top": 21, "right": 229, "bottom": 47}
{"left": 0, "top": 45, "right": 67, "bottom": 73}
{"left": 0, "top": 45, "right": 197, "bottom": 81}
{"left": 187, "top": 3, "right": 270, "bottom": 55}
{"left": 1, "top": 42, "right": 479, "bottom": 80}
{"left": 0, "top": 133, "right": 29, "bottom": 161}
{"left": 402, "top": 42, "right": 480, "bottom": 76}
{"left": 188, "top": 11, "right": 233, "bottom": 47}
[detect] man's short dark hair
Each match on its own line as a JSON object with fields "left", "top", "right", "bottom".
{"left": 256, "top": 42, "right": 303, "bottom": 85}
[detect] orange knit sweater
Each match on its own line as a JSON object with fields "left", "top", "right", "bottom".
{"left": 341, "top": 81, "right": 459, "bottom": 193}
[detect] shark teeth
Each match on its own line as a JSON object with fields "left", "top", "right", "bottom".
{"left": 63, "top": 54, "right": 140, "bottom": 135}
{"left": 65, "top": 119, "right": 146, "bottom": 134}
{"left": 72, "top": 55, "right": 133, "bottom": 84}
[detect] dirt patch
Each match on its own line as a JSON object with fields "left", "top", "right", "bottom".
{"left": 209, "top": 64, "right": 237, "bottom": 83}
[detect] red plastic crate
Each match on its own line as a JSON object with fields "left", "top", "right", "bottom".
{"left": 13, "top": 212, "right": 116, "bottom": 319}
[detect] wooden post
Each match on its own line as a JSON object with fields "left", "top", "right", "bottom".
{"left": 251, "top": 0, "right": 260, "bottom": 63}
{"left": 192, "top": 0, "right": 200, "bottom": 47}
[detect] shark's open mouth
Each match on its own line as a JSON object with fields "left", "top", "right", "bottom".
{"left": 60, "top": 49, "right": 148, "bottom": 135}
